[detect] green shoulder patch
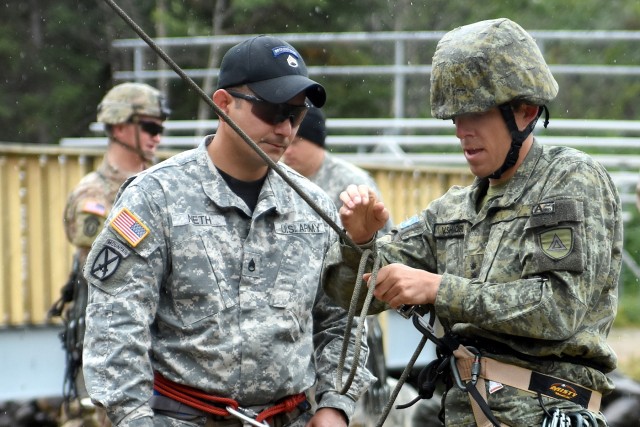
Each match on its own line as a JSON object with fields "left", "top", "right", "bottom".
{"left": 538, "top": 227, "right": 573, "bottom": 260}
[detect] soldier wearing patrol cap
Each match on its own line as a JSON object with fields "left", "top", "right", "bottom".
{"left": 323, "top": 18, "right": 621, "bottom": 426}
{"left": 52, "top": 82, "right": 169, "bottom": 427}
{"left": 81, "top": 35, "right": 373, "bottom": 427}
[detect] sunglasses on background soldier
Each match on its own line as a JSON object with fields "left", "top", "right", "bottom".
{"left": 134, "top": 120, "right": 165, "bottom": 137}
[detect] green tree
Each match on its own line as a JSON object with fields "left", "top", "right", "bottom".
{"left": 3, "top": 0, "right": 640, "bottom": 144}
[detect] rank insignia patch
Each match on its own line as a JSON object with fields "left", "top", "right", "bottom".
{"left": 532, "top": 201, "right": 555, "bottom": 215}
{"left": 110, "top": 208, "right": 149, "bottom": 247}
{"left": 538, "top": 227, "right": 573, "bottom": 260}
{"left": 90, "top": 246, "right": 122, "bottom": 280}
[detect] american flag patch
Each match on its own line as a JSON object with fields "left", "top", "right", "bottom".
{"left": 110, "top": 208, "right": 149, "bottom": 247}
{"left": 82, "top": 200, "right": 107, "bottom": 216}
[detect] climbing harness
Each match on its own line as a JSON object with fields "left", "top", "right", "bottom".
{"left": 389, "top": 309, "right": 603, "bottom": 427}
{"left": 153, "top": 372, "right": 308, "bottom": 426}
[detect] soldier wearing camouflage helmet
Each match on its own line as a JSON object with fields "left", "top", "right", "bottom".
{"left": 323, "top": 18, "right": 621, "bottom": 426}
{"left": 51, "top": 82, "right": 169, "bottom": 427}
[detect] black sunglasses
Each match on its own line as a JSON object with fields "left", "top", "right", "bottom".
{"left": 137, "top": 120, "right": 165, "bottom": 137}
{"left": 226, "top": 91, "right": 309, "bottom": 127}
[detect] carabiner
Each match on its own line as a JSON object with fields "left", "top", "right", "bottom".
{"left": 449, "top": 346, "right": 481, "bottom": 391}
{"left": 450, "top": 355, "right": 467, "bottom": 391}
{"left": 226, "top": 406, "right": 270, "bottom": 427}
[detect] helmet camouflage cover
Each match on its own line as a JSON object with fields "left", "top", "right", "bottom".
{"left": 97, "top": 82, "right": 171, "bottom": 124}
{"left": 430, "top": 18, "right": 559, "bottom": 119}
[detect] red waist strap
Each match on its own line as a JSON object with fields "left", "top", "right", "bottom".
{"left": 153, "top": 372, "right": 306, "bottom": 422}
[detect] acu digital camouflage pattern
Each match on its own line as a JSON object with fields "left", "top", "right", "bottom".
{"left": 323, "top": 141, "right": 621, "bottom": 426}
{"left": 97, "top": 82, "right": 170, "bottom": 125}
{"left": 82, "top": 138, "right": 374, "bottom": 426}
{"left": 61, "top": 157, "right": 135, "bottom": 427}
{"left": 430, "top": 18, "right": 559, "bottom": 119}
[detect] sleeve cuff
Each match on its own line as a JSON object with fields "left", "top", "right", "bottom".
{"left": 434, "top": 273, "right": 469, "bottom": 323}
{"left": 316, "top": 391, "right": 357, "bottom": 423}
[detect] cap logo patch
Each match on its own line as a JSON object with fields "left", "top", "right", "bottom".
{"left": 110, "top": 208, "right": 149, "bottom": 247}
{"left": 272, "top": 46, "right": 299, "bottom": 58}
{"left": 286, "top": 55, "right": 299, "bottom": 68}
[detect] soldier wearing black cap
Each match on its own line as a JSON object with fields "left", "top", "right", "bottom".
{"left": 81, "top": 35, "right": 373, "bottom": 427}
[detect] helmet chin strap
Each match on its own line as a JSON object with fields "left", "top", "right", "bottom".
{"left": 109, "top": 121, "right": 154, "bottom": 168}
{"left": 487, "top": 104, "right": 548, "bottom": 179}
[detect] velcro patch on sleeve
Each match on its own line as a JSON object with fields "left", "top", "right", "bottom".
{"left": 110, "top": 208, "right": 150, "bottom": 247}
{"left": 81, "top": 200, "right": 107, "bottom": 217}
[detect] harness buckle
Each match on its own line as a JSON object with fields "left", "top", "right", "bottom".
{"left": 397, "top": 304, "right": 417, "bottom": 319}
{"left": 226, "top": 406, "right": 269, "bottom": 427}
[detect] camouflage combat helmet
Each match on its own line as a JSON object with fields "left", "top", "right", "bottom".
{"left": 430, "top": 18, "right": 558, "bottom": 119}
{"left": 97, "top": 82, "right": 170, "bottom": 124}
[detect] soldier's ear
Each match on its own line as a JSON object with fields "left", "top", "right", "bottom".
{"left": 516, "top": 104, "right": 541, "bottom": 131}
{"left": 212, "top": 89, "right": 233, "bottom": 114}
{"left": 110, "top": 123, "right": 128, "bottom": 139}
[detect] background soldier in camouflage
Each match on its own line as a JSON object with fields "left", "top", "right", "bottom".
{"left": 322, "top": 18, "right": 621, "bottom": 426}
{"left": 81, "top": 35, "right": 373, "bottom": 427}
{"left": 284, "top": 107, "right": 429, "bottom": 427}
{"left": 53, "top": 82, "right": 169, "bottom": 427}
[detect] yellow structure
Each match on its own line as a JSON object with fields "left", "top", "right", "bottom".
{"left": 0, "top": 143, "right": 473, "bottom": 328}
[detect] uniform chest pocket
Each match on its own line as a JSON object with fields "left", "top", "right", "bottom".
{"left": 268, "top": 284, "right": 310, "bottom": 342}
{"left": 267, "top": 238, "right": 318, "bottom": 341}
{"left": 169, "top": 232, "right": 230, "bottom": 326}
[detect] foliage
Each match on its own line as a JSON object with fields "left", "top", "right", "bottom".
{"left": 2, "top": 0, "right": 640, "bottom": 144}
{"left": 616, "top": 205, "right": 640, "bottom": 327}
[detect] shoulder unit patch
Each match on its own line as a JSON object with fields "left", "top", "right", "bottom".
{"left": 538, "top": 227, "right": 573, "bottom": 260}
{"left": 90, "top": 246, "right": 122, "bottom": 280}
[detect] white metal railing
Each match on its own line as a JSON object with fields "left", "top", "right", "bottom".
{"left": 110, "top": 31, "right": 640, "bottom": 119}
{"left": 60, "top": 117, "right": 640, "bottom": 217}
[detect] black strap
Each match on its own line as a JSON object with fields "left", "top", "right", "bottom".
{"left": 409, "top": 311, "right": 503, "bottom": 426}
{"left": 149, "top": 394, "right": 207, "bottom": 417}
{"left": 465, "top": 382, "right": 502, "bottom": 427}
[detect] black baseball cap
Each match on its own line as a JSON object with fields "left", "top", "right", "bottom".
{"left": 296, "top": 107, "right": 326, "bottom": 147}
{"left": 217, "top": 35, "right": 326, "bottom": 107}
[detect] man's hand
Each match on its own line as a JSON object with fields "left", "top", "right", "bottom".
{"left": 339, "top": 184, "right": 390, "bottom": 244}
{"left": 364, "top": 263, "right": 441, "bottom": 308}
{"left": 305, "top": 407, "right": 348, "bottom": 427}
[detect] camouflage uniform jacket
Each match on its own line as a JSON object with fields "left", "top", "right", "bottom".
{"left": 64, "top": 156, "right": 132, "bottom": 262}
{"left": 82, "top": 139, "right": 373, "bottom": 426}
{"left": 310, "top": 153, "right": 393, "bottom": 233}
{"left": 323, "top": 140, "right": 621, "bottom": 396}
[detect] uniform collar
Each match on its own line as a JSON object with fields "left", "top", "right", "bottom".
{"left": 196, "top": 139, "right": 294, "bottom": 216}
{"left": 470, "top": 139, "right": 544, "bottom": 209}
